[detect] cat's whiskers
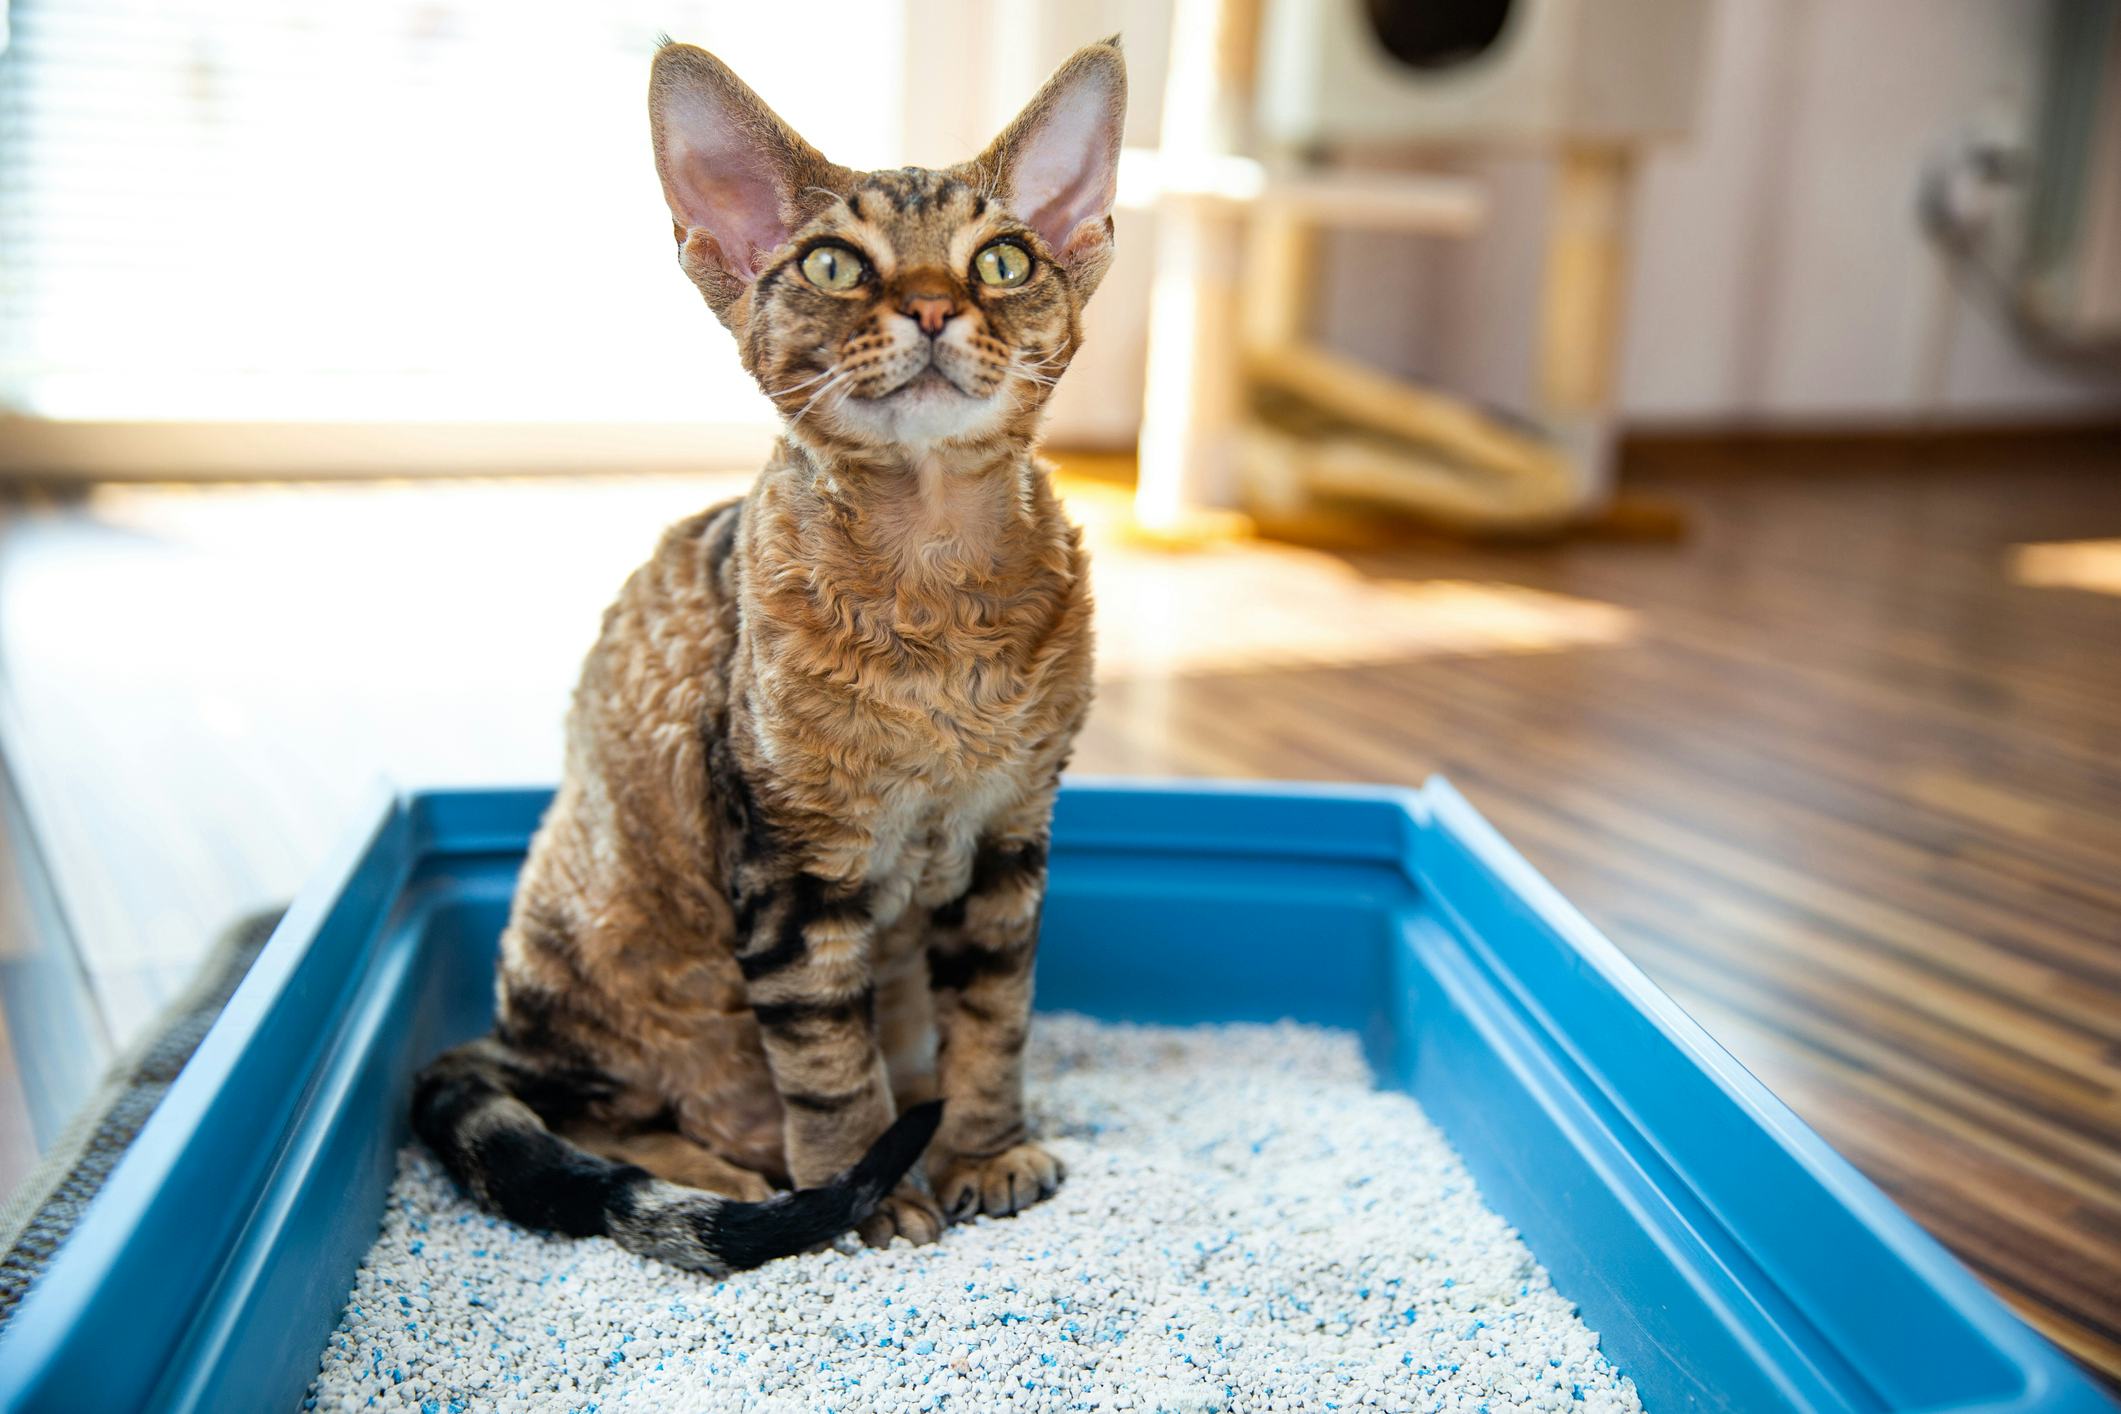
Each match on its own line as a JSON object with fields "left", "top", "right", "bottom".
{"left": 1013, "top": 350, "right": 1070, "bottom": 376}
{"left": 788, "top": 367, "right": 859, "bottom": 428}
{"left": 1006, "top": 353, "right": 1061, "bottom": 389}
{"left": 764, "top": 365, "right": 839, "bottom": 400}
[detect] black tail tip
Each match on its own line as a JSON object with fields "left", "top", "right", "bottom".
{"left": 847, "top": 1099, "right": 945, "bottom": 1196}
{"left": 700, "top": 1101, "right": 949, "bottom": 1272}
{"left": 899, "top": 1099, "right": 945, "bottom": 1149}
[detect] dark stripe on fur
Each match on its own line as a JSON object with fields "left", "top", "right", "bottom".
{"left": 736, "top": 874, "right": 867, "bottom": 981}
{"left": 752, "top": 987, "right": 876, "bottom": 1034}
{"left": 780, "top": 1083, "right": 873, "bottom": 1114}
{"left": 733, "top": 885, "right": 772, "bottom": 942}
{"left": 956, "top": 995, "right": 1005, "bottom": 1026}
{"left": 736, "top": 930, "right": 806, "bottom": 982}
{"left": 971, "top": 840, "right": 1047, "bottom": 894}
{"left": 930, "top": 841, "right": 1046, "bottom": 936}
{"left": 705, "top": 726, "right": 779, "bottom": 861}
{"left": 928, "top": 945, "right": 1028, "bottom": 993}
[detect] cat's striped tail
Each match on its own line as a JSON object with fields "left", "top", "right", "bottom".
{"left": 411, "top": 1040, "right": 941, "bottom": 1274}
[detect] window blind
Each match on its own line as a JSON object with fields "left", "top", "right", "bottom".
{"left": 0, "top": 1, "right": 907, "bottom": 426}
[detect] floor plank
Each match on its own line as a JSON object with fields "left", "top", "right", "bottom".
{"left": 0, "top": 447, "right": 2116, "bottom": 1383}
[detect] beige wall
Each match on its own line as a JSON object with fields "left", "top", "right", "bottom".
{"left": 1618, "top": 0, "right": 2121, "bottom": 424}
{"left": 998, "top": 0, "right": 2121, "bottom": 447}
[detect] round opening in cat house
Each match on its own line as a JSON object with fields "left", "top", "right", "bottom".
{"left": 1363, "top": 0, "right": 1517, "bottom": 71}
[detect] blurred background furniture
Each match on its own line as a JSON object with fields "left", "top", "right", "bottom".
{"left": 1130, "top": 0, "right": 1708, "bottom": 535}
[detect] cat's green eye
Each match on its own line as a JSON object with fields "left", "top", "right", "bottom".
{"left": 801, "top": 245, "right": 866, "bottom": 291}
{"left": 974, "top": 241, "right": 1032, "bottom": 289}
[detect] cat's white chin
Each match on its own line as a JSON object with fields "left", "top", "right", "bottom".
{"left": 834, "top": 373, "right": 1006, "bottom": 447}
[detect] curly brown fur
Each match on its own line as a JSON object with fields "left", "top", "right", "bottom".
{"left": 411, "top": 38, "right": 1124, "bottom": 1267}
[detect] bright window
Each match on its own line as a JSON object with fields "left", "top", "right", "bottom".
{"left": 0, "top": 1, "right": 907, "bottom": 425}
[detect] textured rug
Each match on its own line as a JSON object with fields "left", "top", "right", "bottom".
{"left": 0, "top": 906, "right": 285, "bottom": 1326}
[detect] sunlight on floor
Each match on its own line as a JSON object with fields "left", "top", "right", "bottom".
{"left": 2011, "top": 538, "right": 2121, "bottom": 596}
{"left": 1094, "top": 555, "right": 1638, "bottom": 679}
{"left": 1058, "top": 477, "right": 1640, "bottom": 679}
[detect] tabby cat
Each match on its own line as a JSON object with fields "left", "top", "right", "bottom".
{"left": 410, "top": 37, "right": 1124, "bottom": 1272}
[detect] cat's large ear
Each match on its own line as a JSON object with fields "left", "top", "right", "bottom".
{"left": 649, "top": 42, "right": 840, "bottom": 312}
{"left": 981, "top": 38, "right": 1127, "bottom": 296}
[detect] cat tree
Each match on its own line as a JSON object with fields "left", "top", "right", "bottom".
{"left": 1123, "top": 0, "right": 1707, "bottom": 536}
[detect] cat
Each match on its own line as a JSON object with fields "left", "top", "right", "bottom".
{"left": 410, "top": 36, "right": 1124, "bottom": 1274}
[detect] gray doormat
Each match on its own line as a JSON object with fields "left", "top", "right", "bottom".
{"left": 0, "top": 906, "right": 286, "bottom": 1327}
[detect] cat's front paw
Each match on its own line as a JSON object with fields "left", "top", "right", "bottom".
{"left": 856, "top": 1182, "right": 945, "bottom": 1248}
{"left": 933, "top": 1143, "right": 1065, "bottom": 1222}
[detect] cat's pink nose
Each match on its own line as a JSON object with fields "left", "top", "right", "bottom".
{"left": 902, "top": 294, "right": 959, "bottom": 337}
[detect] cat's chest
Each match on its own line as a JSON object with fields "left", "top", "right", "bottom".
{"left": 873, "top": 653, "right": 1037, "bottom": 754}
{"left": 758, "top": 581, "right": 1079, "bottom": 773}
{"left": 866, "top": 767, "right": 1029, "bottom": 925}
{"left": 764, "top": 659, "right": 1046, "bottom": 827}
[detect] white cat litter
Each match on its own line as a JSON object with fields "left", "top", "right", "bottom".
{"left": 306, "top": 1016, "right": 1642, "bottom": 1413}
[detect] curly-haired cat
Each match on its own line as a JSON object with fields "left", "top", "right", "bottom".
{"left": 410, "top": 38, "right": 1123, "bottom": 1272}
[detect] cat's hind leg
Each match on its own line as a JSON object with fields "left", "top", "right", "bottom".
{"left": 876, "top": 933, "right": 940, "bottom": 1110}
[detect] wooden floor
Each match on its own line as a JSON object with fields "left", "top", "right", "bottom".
{"left": 1, "top": 443, "right": 2117, "bottom": 1385}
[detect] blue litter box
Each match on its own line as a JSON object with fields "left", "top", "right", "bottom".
{"left": 0, "top": 779, "right": 2108, "bottom": 1412}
